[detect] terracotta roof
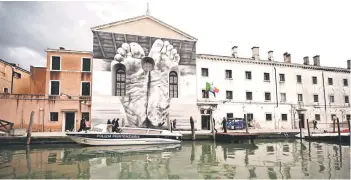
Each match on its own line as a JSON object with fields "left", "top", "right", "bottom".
{"left": 0, "top": 58, "right": 30, "bottom": 74}
{"left": 91, "top": 14, "right": 197, "bottom": 41}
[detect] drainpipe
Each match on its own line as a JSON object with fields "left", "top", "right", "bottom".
{"left": 273, "top": 67, "right": 278, "bottom": 107}
{"left": 321, "top": 71, "right": 327, "bottom": 129}
{"left": 11, "top": 67, "right": 15, "bottom": 94}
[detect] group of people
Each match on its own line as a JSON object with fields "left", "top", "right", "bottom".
{"left": 107, "top": 118, "right": 124, "bottom": 133}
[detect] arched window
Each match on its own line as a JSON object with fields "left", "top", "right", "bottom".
{"left": 116, "top": 68, "right": 126, "bottom": 96}
{"left": 169, "top": 71, "right": 178, "bottom": 98}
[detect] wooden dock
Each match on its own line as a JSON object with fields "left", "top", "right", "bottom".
{"left": 215, "top": 132, "right": 258, "bottom": 142}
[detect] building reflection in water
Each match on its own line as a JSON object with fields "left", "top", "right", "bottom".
{"left": 0, "top": 140, "right": 349, "bottom": 179}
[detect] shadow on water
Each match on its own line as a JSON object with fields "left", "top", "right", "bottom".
{"left": 0, "top": 140, "right": 349, "bottom": 179}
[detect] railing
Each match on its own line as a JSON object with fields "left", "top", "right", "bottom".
{"left": 0, "top": 119, "right": 14, "bottom": 133}
{"left": 0, "top": 93, "right": 91, "bottom": 101}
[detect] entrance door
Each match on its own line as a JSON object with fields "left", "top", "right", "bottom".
{"left": 65, "top": 112, "right": 75, "bottom": 132}
{"left": 298, "top": 114, "right": 305, "bottom": 128}
{"left": 201, "top": 115, "right": 211, "bottom": 130}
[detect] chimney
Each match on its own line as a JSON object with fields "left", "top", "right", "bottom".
{"left": 283, "top": 52, "right": 291, "bottom": 63}
{"left": 231, "top": 46, "right": 238, "bottom": 58}
{"left": 303, "top": 56, "right": 309, "bottom": 65}
{"left": 313, "top": 55, "right": 320, "bottom": 66}
{"left": 252, "top": 46, "right": 259, "bottom": 60}
{"left": 347, "top": 60, "right": 350, "bottom": 69}
{"left": 268, "top": 51, "right": 274, "bottom": 61}
{"left": 59, "top": 47, "right": 65, "bottom": 50}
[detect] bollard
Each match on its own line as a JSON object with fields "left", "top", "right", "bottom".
{"left": 26, "top": 111, "right": 35, "bottom": 145}
{"left": 348, "top": 119, "right": 350, "bottom": 133}
{"left": 306, "top": 119, "right": 310, "bottom": 140}
{"left": 336, "top": 118, "right": 341, "bottom": 142}
{"left": 299, "top": 120, "right": 303, "bottom": 140}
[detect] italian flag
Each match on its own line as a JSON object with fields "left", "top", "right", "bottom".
{"left": 206, "top": 82, "right": 219, "bottom": 97}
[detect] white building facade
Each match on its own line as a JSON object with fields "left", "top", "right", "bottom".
{"left": 196, "top": 48, "right": 351, "bottom": 130}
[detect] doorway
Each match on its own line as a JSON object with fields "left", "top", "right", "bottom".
{"left": 65, "top": 112, "right": 75, "bottom": 132}
{"left": 298, "top": 114, "right": 305, "bottom": 128}
{"left": 201, "top": 115, "right": 211, "bottom": 130}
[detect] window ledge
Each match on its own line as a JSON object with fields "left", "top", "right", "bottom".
{"left": 225, "top": 78, "right": 233, "bottom": 80}
{"left": 50, "top": 69, "right": 61, "bottom": 71}
{"left": 279, "top": 81, "right": 285, "bottom": 83}
{"left": 264, "top": 80, "right": 270, "bottom": 82}
{"left": 81, "top": 71, "right": 91, "bottom": 73}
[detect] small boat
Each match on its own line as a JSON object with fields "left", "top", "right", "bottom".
{"left": 66, "top": 124, "right": 182, "bottom": 146}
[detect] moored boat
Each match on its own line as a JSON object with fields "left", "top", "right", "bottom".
{"left": 66, "top": 124, "right": 182, "bottom": 146}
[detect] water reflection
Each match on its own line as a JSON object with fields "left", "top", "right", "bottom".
{"left": 0, "top": 140, "right": 349, "bottom": 179}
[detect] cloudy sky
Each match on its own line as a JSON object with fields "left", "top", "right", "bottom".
{"left": 0, "top": 0, "right": 350, "bottom": 70}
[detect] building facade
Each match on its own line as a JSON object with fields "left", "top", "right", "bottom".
{"left": 196, "top": 49, "right": 351, "bottom": 130}
{"left": 89, "top": 14, "right": 351, "bottom": 131}
{"left": 0, "top": 59, "right": 31, "bottom": 94}
{"left": 0, "top": 48, "right": 93, "bottom": 132}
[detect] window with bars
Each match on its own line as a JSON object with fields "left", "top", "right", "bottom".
{"left": 245, "top": 71, "right": 252, "bottom": 80}
{"left": 115, "top": 68, "right": 126, "bottom": 96}
{"left": 279, "top": 74, "right": 285, "bottom": 82}
{"left": 202, "top": 90, "right": 209, "bottom": 98}
{"left": 169, "top": 71, "right": 178, "bottom": 98}
{"left": 225, "top": 70, "right": 232, "bottom": 79}
{"left": 264, "top": 73, "right": 270, "bottom": 81}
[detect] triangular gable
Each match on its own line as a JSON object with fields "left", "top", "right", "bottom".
{"left": 91, "top": 15, "right": 197, "bottom": 41}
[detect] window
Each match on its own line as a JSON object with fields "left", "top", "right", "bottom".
{"left": 315, "top": 114, "right": 320, "bottom": 121}
{"left": 246, "top": 91, "right": 252, "bottom": 100}
{"left": 331, "top": 114, "right": 336, "bottom": 121}
{"left": 50, "top": 80, "right": 60, "bottom": 95}
{"left": 298, "top": 94, "right": 303, "bottom": 102}
{"left": 3, "top": 88, "right": 8, "bottom": 93}
{"left": 266, "top": 114, "right": 272, "bottom": 121}
{"left": 225, "top": 70, "right": 232, "bottom": 79}
{"left": 329, "top": 95, "right": 334, "bottom": 103}
{"left": 202, "top": 90, "right": 209, "bottom": 98}
{"left": 343, "top": 79, "right": 348, "bottom": 86}
{"left": 265, "top": 92, "right": 271, "bottom": 101}
{"left": 247, "top": 113, "right": 254, "bottom": 121}
{"left": 264, "top": 73, "right": 270, "bottom": 81}
{"left": 245, "top": 71, "right": 252, "bottom": 80}
{"left": 51, "top": 56, "right": 61, "bottom": 70}
{"left": 81, "top": 82, "right": 91, "bottom": 96}
{"left": 313, "top": 95, "right": 319, "bottom": 102}
{"left": 226, "top": 91, "right": 233, "bottom": 99}
{"left": 116, "top": 68, "right": 126, "bottom": 96}
{"left": 169, "top": 71, "right": 178, "bottom": 98}
{"left": 281, "top": 114, "right": 288, "bottom": 121}
{"left": 13, "top": 72, "right": 21, "bottom": 79}
{"left": 50, "top": 112, "right": 59, "bottom": 121}
{"left": 312, "top": 76, "right": 317, "bottom": 84}
{"left": 345, "top": 96, "right": 350, "bottom": 103}
{"left": 82, "top": 112, "right": 90, "bottom": 121}
{"left": 227, "top": 113, "right": 234, "bottom": 120}
{"left": 279, "top": 74, "right": 285, "bottom": 82}
{"left": 201, "top": 68, "right": 208, "bottom": 77}
{"left": 346, "top": 114, "right": 350, "bottom": 121}
{"left": 296, "top": 75, "right": 302, "bottom": 83}
{"left": 328, "top": 78, "right": 333, "bottom": 85}
{"left": 280, "top": 93, "right": 286, "bottom": 102}
{"left": 82, "top": 58, "right": 91, "bottom": 72}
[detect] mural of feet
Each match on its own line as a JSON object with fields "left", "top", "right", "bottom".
{"left": 111, "top": 39, "right": 180, "bottom": 127}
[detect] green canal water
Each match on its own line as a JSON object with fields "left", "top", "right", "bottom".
{"left": 0, "top": 140, "right": 349, "bottom": 179}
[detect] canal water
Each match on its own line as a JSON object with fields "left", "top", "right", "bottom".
{"left": 0, "top": 140, "right": 349, "bottom": 179}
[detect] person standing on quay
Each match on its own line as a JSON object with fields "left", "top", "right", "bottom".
{"left": 173, "top": 119, "right": 177, "bottom": 130}
{"left": 222, "top": 117, "right": 227, "bottom": 133}
{"left": 78, "top": 118, "right": 86, "bottom": 132}
{"left": 313, "top": 119, "right": 318, "bottom": 130}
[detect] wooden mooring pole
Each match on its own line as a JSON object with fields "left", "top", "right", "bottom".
{"left": 348, "top": 119, "right": 350, "bottom": 133}
{"left": 306, "top": 119, "right": 311, "bottom": 140}
{"left": 299, "top": 119, "right": 302, "bottom": 140}
{"left": 336, "top": 118, "right": 341, "bottom": 142}
{"left": 26, "top": 111, "right": 35, "bottom": 145}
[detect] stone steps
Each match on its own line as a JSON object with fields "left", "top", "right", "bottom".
{"left": 169, "top": 98, "right": 198, "bottom": 130}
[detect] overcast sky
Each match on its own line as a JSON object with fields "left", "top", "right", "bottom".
{"left": 0, "top": 0, "right": 350, "bottom": 70}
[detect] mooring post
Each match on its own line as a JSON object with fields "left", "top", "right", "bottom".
{"left": 333, "top": 118, "right": 336, "bottom": 133}
{"left": 299, "top": 119, "right": 302, "bottom": 140}
{"left": 26, "top": 111, "right": 35, "bottom": 145}
{"left": 348, "top": 119, "right": 350, "bottom": 133}
{"left": 336, "top": 118, "right": 341, "bottom": 142}
{"left": 306, "top": 119, "right": 310, "bottom": 140}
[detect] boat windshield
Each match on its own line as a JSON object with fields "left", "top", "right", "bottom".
{"left": 119, "top": 128, "right": 163, "bottom": 135}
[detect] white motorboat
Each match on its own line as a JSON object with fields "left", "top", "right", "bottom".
{"left": 66, "top": 124, "right": 182, "bottom": 146}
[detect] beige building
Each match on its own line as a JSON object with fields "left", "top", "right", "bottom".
{"left": 0, "top": 48, "right": 93, "bottom": 132}
{"left": 0, "top": 59, "right": 31, "bottom": 94}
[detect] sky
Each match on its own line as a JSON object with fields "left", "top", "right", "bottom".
{"left": 0, "top": 0, "right": 350, "bottom": 70}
